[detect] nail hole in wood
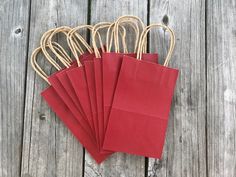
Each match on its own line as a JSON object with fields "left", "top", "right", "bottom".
{"left": 162, "top": 15, "right": 169, "bottom": 26}
{"left": 39, "top": 114, "right": 46, "bottom": 120}
{"left": 15, "top": 28, "right": 22, "bottom": 34}
{"left": 179, "top": 136, "right": 182, "bottom": 143}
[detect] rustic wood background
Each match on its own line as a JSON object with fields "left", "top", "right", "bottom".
{"left": 1, "top": 0, "right": 236, "bottom": 176}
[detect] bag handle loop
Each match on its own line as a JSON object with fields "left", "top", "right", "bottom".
{"left": 31, "top": 47, "right": 49, "bottom": 84}
{"left": 40, "top": 27, "right": 73, "bottom": 68}
{"left": 67, "top": 25, "right": 94, "bottom": 66}
{"left": 47, "top": 26, "right": 73, "bottom": 68}
{"left": 92, "top": 22, "right": 130, "bottom": 56}
{"left": 92, "top": 22, "right": 112, "bottom": 58}
{"left": 40, "top": 29, "right": 62, "bottom": 70}
{"left": 68, "top": 25, "right": 94, "bottom": 55}
{"left": 106, "top": 23, "right": 128, "bottom": 53}
{"left": 114, "top": 15, "right": 145, "bottom": 53}
{"left": 115, "top": 20, "right": 139, "bottom": 53}
{"left": 107, "top": 22, "right": 141, "bottom": 53}
{"left": 137, "top": 23, "right": 175, "bottom": 66}
{"left": 31, "top": 46, "right": 63, "bottom": 85}
{"left": 40, "top": 29, "right": 75, "bottom": 70}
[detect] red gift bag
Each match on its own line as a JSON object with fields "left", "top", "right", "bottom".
{"left": 85, "top": 22, "right": 112, "bottom": 151}
{"left": 90, "top": 21, "right": 131, "bottom": 152}
{"left": 66, "top": 24, "right": 112, "bottom": 152}
{"left": 102, "top": 53, "right": 158, "bottom": 131}
{"left": 31, "top": 47, "right": 109, "bottom": 163}
{"left": 92, "top": 19, "right": 147, "bottom": 151}
{"left": 66, "top": 56, "right": 99, "bottom": 141}
{"left": 54, "top": 25, "right": 99, "bottom": 139}
{"left": 103, "top": 23, "right": 179, "bottom": 158}
{"left": 102, "top": 16, "right": 159, "bottom": 134}
{"left": 41, "top": 27, "right": 95, "bottom": 138}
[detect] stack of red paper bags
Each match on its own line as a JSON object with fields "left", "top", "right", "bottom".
{"left": 30, "top": 15, "right": 178, "bottom": 164}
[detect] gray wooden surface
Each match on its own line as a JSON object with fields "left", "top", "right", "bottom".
{"left": 0, "top": 0, "right": 235, "bottom": 177}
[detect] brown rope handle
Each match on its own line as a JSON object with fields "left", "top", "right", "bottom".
{"left": 68, "top": 25, "right": 94, "bottom": 54}
{"left": 92, "top": 22, "right": 130, "bottom": 56}
{"left": 31, "top": 46, "right": 60, "bottom": 85}
{"left": 31, "top": 43, "right": 69, "bottom": 84}
{"left": 40, "top": 28, "right": 73, "bottom": 68}
{"left": 114, "top": 15, "right": 145, "bottom": 53}
{"left": 67, "top": 25, "right": 94, "bottom": 66}
{"left": 115, "top": 20, "right": 139, "bottom": 53}
{"left": 137, "top": 23, "right": 175, "bottom": 66}
{"left": 107, "top": 22, "right": 137, "bottom": 53}
{"left": 40, "top": 30, "right": 74, "bottom": 71}
{"left": 47, "top": 26, "right": 73, "bottom": 68}
{"left": 106, "top": 23, "right": 116, "bottom": 52}
{"left": 31, "top": 47, "right": 49, "bottom": 84}
{"left": 121, "top": 21, "right": 148, "bottom": 53}
{"left": 49, "top": 26, "right": 93, "bottom": 67}
{"left": 68, "top": 32, "right": 85, "bottom": 56}
{"left": 92, "top": 22, "right": 112, "bottom": 58}
{"left": 51, "top": 41, "right": 72, "bottom": 63}
{"left": 106, "top": 23, "right": 128, "bottom": 53}
{"left": 40, "top": 29, "right": 62, "bottom": 70}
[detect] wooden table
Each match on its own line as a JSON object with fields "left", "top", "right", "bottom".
{"left": 1, "top": 0, "right": 236, "bottom": 176}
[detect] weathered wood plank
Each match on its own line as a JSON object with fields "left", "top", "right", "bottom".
{"left": 0, "top": 0, "right": 30, "bottom": 176}
{"left": 20, "top": 0, "right": 88, "bottom": 177}
{"left": 84, "top": 0, "right": 148, "bottom": 176}
{"left": 148, "top": 1, "right": 207, "bottom": 177}
{"left": 207, "top": 1, "right": 236, "bottom": 177}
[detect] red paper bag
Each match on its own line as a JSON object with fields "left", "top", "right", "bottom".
{"left": 95, "top": 53, "right": 159, "bottom": 153}
{"left": 93, "top": 58, "right": 105, "bottom": 147}
{"left": 91, "top": 20, "right": 149, "bottom": 151}
{"left": 92, "top": 22, "right": 140, "bottom": 152}
{"left": 85, "top": 22, "right": 113, "bottom": 151}
{"left": 45, "top": 26, "right": 98, "bottom": 142}
{"left": 103, "top": 24, "right": 178, "bottom": 158}
{"left": 95, "top": 52, "right": 158, "bottom": 153}
{"left": 42, "top": 87, "right": 109, "bottom": 163}
{"left": 66, "top": 53, "right": 101, "bottom": 148}
{"left": 48, "top": 69, "right": 95, "bottom": 138}
{"left": 56, "top": 62, "right": 97, "bottom": 134}
{"left": 101, "top": 16, "right": 152, "bottom": 133}
{"left": 84, "top": 60, "right": 102, "bottom": 147}
{"left": 58, "top": 25, "right": 101, "bottom": 146}
{"left": 65, "top": 26, "right": 107, "bottom": 150}
{"left": 31, "top": 47, "right": 109, "bottom": 163}
{"left": 102, "top": 52, "right": 158, "bottom": 133}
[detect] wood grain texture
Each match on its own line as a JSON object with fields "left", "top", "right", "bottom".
{"left": 83, "top": 0, "right": 148, "bottom": 177}
{"left": 0, "top": 0, "right": 30, "bottom": 176}
{"left": 20, "top": 0, "right": 88, "bottom": 177}
{"left": 148, "top": 1, "right": 207, "bottom": 177}
{"left": 207, "top": 1, "right": 236, "bottom": 177}
{"left": 2, "top": 0, "right": 236, "bottom": 177}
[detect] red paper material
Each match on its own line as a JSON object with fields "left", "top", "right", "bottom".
{"left": 84, "top": 60, "right": 103, "bottom": 151}
{"left": 103, "top": 55, "right": 178, "bottom": 158}
{"left": 41, "top": 86, "right": 109, "bottom": 163}
{"left": 91, "top": 52, "right": 158, "bottom": 153}
{"left": 48, "top": 72, "right": 94, "bottom": 138}
{"left": 65, "top": 53, "right": 100, "bottom": 147}
{"left": 66, "top": 66, "right": 96, "bottom": 132}
{"left": 56, "top": 55, "right": 97, "bottom": 139}
{"left": 57, "top": 66, "right": 97, "bottom": 133}
{"left": 93, "top": 58, "right": 105, "bottom": 150}
{"left": 102, "top": 53, "right": 158, "bottom": 133}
